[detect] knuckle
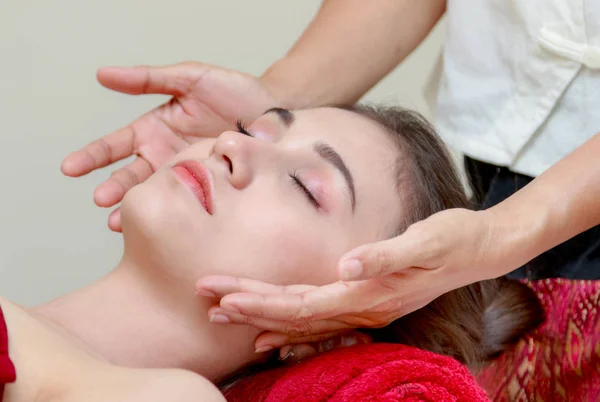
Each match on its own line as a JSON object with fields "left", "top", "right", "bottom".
{"left": 253, "top": 296, "right": 270, "bottom": 319}
{"left": 293, "top": 295, "right": 315, "bottom": 321}
{"left": 112, "top": 168, "right": 137, "bottom": 188}
{"left": 96, "top": 138, "right": 111, "bottom": 157}
{"left": 234, "top": 277, "right": 244, "bottom": 292}
{"left": 89, "top": 138, "right": 112, "bottom": 166}
{"left": 125, "top": 168, "right": 140, "bottom": 186}
{"left": 409, "top": 225, "right": 442, "bottom": 263}
{"left": 373, "top": 249, "right": 396, "bottom": 275}
{"left": 294, "top": 306, "right": 314, "bottom": 321}
{"left": 429, "top": 230, "right": 445, "bottom": 251}
{"left": 284, "top": 322, "right": 313, "bottom": 338}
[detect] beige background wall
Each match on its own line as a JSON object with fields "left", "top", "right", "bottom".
{"left": 0, "top": 1, "right": 445, "bottom": 306}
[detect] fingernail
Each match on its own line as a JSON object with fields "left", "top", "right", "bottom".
{"left": 290, "top": 344, "right": 317, "bottom": 362}
{"left": 255, "top": 346, "right": 274, "bottom": 354}
{"left": 342, "top": 259, "right": 363, "bottom": 280}
{"left": 209, "top": 314, "right": 230, "bottom": 324}
{"left": 195, "top": 288, "right": 216, "bottom": 298}
{"left": 279, "top": 346, "right": 295, "bottom": 361}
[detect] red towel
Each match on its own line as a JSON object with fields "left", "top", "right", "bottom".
{"left": 225, "top": 343, "right": 489, "bottom": 401}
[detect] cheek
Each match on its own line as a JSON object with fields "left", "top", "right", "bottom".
{"left": 120, "top": 175, "right": 348, "bottom": 287}
{"left": 214, "top": 203, "right": 342, "bottom": 286}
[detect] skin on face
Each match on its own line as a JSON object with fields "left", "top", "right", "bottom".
{"left": 119, "top": 107, "right": 403, "bottom": 287}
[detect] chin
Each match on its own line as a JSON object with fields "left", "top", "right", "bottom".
{"left": 120, "top": 175, "right": 207, "bottom": 265}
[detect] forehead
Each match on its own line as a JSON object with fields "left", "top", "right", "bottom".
{"left": 282, "top": 108, "right": 404, "bottom": 239}
{"left": 286, "top": 108, "right": 399, "bottom": 172}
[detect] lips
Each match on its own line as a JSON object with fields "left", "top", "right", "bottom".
{"left": 172, "top": 160, "right": 214, "bottom": 214}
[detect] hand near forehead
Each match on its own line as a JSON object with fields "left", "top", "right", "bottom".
{"left": 60, "top": 62, "right": 278, "bottom": 232}
{"left": 196, "top": 208, "right": 505, "bottom": 358}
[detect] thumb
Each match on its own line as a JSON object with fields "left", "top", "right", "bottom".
{"left": 338, "top": 236, "right": 420, "bottom": 281}
{"left": 97, "top": 62, "right": 208, "bottom": 97}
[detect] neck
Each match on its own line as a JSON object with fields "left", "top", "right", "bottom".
{"left": 34, "top": 258, "right": 262, "bottom": 382}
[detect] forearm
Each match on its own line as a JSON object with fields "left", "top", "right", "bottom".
{"left": 484, "top": 132, "right": 600, "bottom": 276}
{"left": 260, "top": 0, "right": 446, "bottom": 109}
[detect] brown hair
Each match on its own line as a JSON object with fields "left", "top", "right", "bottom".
{"left": 220, "top": 105, "right": 544, "bottom": 394}
{"left": 346, "top": 104, "right": 544, "bottom": 368}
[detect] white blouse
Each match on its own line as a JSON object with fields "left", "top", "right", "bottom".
{"left": 426, "top": 0, "right": 600, "bottom": 177}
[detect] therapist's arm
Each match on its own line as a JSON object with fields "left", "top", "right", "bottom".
{"left": 344, "top": 131, "right": 600, "bottom": 283}
{"left": 482, "top": 131, "right": 600, "bottom": 278}
{"left": 261, "top": 0, "right": 446, "bottom": 109}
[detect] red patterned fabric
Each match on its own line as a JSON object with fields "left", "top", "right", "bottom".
{"left": 225, "top": 343, "right": 489, "bottom": 402}
{"left": 226, "top": 279, "right": 599, "bottom": 401}
{"left": 0, "top": 303, "right": 16, "bottom": 400}
{"left": 477, "top": 279, "right": 600, "bottom": 401}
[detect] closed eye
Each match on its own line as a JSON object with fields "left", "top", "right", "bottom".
{"left": 290, "top": 172, "right": 319, "bottom": 208}
{"left": 236, "top": 120, "right": 252, "bottom": 136}
{"left": 236, "top": 117, "right": 319, "bottom": 209}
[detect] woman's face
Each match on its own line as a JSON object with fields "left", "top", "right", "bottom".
{"left": 120, "top": 107, "right": 403, "bottom": 286}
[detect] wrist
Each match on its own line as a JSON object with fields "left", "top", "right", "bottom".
{"left": 260, "top": 54, "right": 351, "bottom": 110}
{"left": 259, "top": 57, "right": 313, "bottom": 110}
{"left": 479, "top": 201, "right": 552, "bottom": 278}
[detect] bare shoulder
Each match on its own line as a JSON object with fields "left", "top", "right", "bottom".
{"left": 64, "top": 368, "right": 226, "bottom": 402}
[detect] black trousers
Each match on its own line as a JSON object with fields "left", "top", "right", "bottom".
{"left": 464, "top": 156, "right": 600, "bottom": 280}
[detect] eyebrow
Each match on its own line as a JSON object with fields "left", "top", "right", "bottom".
{"left": 313, "top": 141, "right": 356, "bottom": 211}
{"left": 264, "top": 107, "right": 295, "bottom": 126}
{"left": 265, "top": 108, "right": 356, "bottom": 212}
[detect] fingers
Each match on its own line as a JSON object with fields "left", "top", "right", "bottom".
{"left": 338, "top": 230, "right": 427, "bottom": 281}
{"left": 277, "top": 330, "right": 373, "bottom": 362}
{"left": 207, "top": 306, "right": 352, "bottom": 341}
{"left": 278, "top": 344, "right": 317, "bottom": 363}
{"left": 257, "top": 329, "right": 367, "bottom": 351}
{"left": 108, "top": 208, "right": 122, "bottom": 233}
{"left": 64, "top": 109, "right": 180, "bottom": 178}
{"left": 201, "top": 277, "right": 409, "bottom": 328}
{"left": 61, "top": 109, "right": 168, "bottom": 178}
{"left": 93, "top": 157, "right": 154, "bottom": 207}
{"left": 61, "top": 123, "right": 139, "bottom": 178}
{"left": 216, "top": 281, "right": 369, "bottom": 322}
{"left": 63, "top": 64, "right": 200, "bottom": 178}
{"left": 195, "top": 275, "right": 315, "bottom": 298}
{"left": 97, "top": 63, "right": 207, "bottom": 97}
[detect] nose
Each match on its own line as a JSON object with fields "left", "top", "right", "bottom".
{"left": 210, "top": 131, "right": 261, "bottom": 189}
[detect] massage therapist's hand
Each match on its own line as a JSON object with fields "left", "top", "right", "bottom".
{"left": 196, "top": 208, "right": 506, "bottom": 356}
{"left": 61, "top": 62, "right": 278, "bottom": 232}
